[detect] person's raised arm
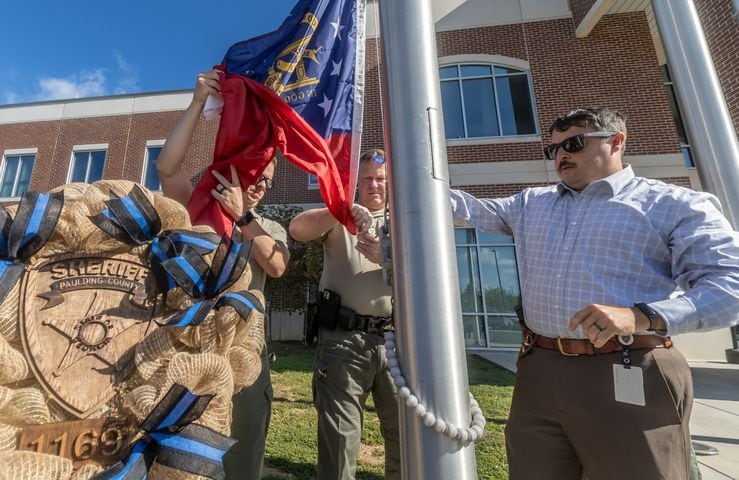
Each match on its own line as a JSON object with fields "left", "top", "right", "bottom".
{"left": 290, "top": 204, "right": 372, "bottom": 242}
{"left": 289, "top": 207, "right": 338, "bottom": 242}
{"left": 157, "top": 70, "right": 221, "bottom": 207}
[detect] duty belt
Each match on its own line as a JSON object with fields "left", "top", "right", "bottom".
{"left": 338, "top": 311, "right": 393, "bottom": 334}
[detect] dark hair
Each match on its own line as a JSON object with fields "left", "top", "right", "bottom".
{"left": 359, "top": 148, "right": 386, "bottom": 165}
{"left": 549, "top": 107, "right": 627, "bottom": 135}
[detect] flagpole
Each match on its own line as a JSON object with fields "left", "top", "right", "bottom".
{"left": 377, "top": 0, "right": 478, "bottom": 478}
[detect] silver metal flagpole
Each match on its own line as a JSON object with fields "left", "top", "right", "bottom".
{"left": 651, "top": 0, "right": 739, "bottom": 359}
{"left": 376, "top": 0, "right": 478, "bottom": 477}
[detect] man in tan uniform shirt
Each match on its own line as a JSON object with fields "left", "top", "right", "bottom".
{"left": 290, "top": 149, "right": 400, "bottom": 480}
{"left": 157, "top": 70, "right": 290, "bottom": 480}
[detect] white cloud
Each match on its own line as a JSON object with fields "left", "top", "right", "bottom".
{"left": 112, "top": 51, "right": 140, "bottom": 95}
{"left": 4, "top": 53, "right": 140, "bottom": 104}
{"left": 37, "top": 69, "right": 107, "bottom": 101}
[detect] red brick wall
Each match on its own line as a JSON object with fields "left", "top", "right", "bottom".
{"left": 0, "top": 111, "right": 220, "bottom": 195}
{"left": 570, "top": 0, "right": 597, "bottom": 27}
{"left": 362, "top": 37, "right": 386, "bottom": 151}
{"left": 371, "top": 11, "right": 681, "bottom": 166}
{"left": 0, "top": 121, "right": 61, "bottom": 192}
{"left": 527, "top": 12, "right": 680, "bottom": 154}
{"left": 695, "top": 0, "right": 739, "bottom": 136}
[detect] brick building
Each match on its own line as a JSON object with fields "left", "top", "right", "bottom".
{"left": 1, "top": 0, "right": 737, "bottom": 359}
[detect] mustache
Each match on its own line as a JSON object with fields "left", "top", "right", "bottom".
{"left": 558, "top": 161, "right": 575, "bottom": 170}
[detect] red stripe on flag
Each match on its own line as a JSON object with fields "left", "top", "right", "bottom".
{"left": 187, "top": 72, "right": 355, "bottom": 236}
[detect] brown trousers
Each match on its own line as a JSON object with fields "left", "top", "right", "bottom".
{"left": 505, "top": 346, "right": 693, "bottom": 480}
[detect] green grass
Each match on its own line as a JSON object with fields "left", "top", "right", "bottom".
{"left": 263, "top": 342, "right": 515, "bottom": 480}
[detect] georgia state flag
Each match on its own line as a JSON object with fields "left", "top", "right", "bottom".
{"left": 188, "top": 0, "right": 367, "bottom": 235}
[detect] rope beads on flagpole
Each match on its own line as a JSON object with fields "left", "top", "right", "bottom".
{"left": 384, "top": 331, "right": 487, "bottom": 443}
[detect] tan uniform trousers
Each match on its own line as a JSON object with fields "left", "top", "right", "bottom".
{"left": 313, "top": 327, "right": 401, "bottom": 480}
{"left": 505, "top": 345, "right": 693, "bottom": 480}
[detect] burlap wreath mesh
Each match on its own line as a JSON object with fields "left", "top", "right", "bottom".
{"left": 0, "top": 180, "right": 266, "bottom": 480}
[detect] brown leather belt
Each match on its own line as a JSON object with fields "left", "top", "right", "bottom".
{"left": 526, "top": 333, "right": 672, "bottom": 356}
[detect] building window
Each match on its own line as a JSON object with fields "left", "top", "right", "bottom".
{"left": 661, "top": 65, "right": 694, "bottom": 168}
{"left": 308, "top": 173, "right": 319, "bottom": 189}
{"left": 143, "top": 145, "right": 163, "bottom": 191}
{"left": 0, "top": 153, "right": 35, "bottom": 198}
{"left": 440, "top": 64, "right": 537, "bottom": 139}
{"left": 70, "top": 150, "right": 107, "bottom": 183}
{"left": 455, "top": 228, "right": 522, "bottom": 348}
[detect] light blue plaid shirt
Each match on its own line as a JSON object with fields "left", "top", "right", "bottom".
{"left": 450, "top": 166, "right": 739, "bottom": 338}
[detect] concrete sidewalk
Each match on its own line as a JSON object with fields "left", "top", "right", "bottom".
{"left": 689, "top": 361, "right": 739, "bottom": 480}
{"left": 473, "top": 350, "right": 739, "bottom": 479}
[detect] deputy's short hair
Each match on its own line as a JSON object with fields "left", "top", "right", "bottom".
{"left": 549, "top": 107, "right": 626, "bottom": 135}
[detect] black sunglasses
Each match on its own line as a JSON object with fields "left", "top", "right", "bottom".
{"left": 256, "top": 175, "right": 274, "bottom": 190}
{"left": 544, "top": 131, "right": 616, "bottom": 160}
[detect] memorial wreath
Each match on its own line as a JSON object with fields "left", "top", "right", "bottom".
{"left": 0, "top": 181, "right": 265, "bottom": 480}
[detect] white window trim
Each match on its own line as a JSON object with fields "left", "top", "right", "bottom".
{"left": 439, "top": 54, "right": 531, "bottom": 72}
{"left": 4, "top": 147, "right": 38, "bottom": 156}
{"left": 142, "top": 140, "right": 165, "bottom": 191}
{"left": 72, "top": 143, "right": 109, "bottom": 152}
{"left": 0, "top": 150, "right": 37, "bottom": 200}
{"left": 446, "top": 134, "right": 541, "bottom": 147}
{"left": 437, "top": 55, "right": 540, "bottom": 143}
{"left": 68, "top": 145, "right": 108, "bottom": 184}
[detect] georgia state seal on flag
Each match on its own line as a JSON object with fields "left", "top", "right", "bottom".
{"left": 187, "top": 0, "right": 367, "bottom": 235}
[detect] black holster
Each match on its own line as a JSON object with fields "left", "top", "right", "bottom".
{"left": 304, "top": 289, "right": 342, "bottom": 346}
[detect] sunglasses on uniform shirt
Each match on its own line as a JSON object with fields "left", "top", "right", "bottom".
{"left": 544, "top": 131, "right": 617, "bottom": 160}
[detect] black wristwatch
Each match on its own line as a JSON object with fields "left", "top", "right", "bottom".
{"left": 235, "top": 210, "right": 256, "bottom": 227}
{"left": 635, "top": 302, "right": 661, "bottom": 331}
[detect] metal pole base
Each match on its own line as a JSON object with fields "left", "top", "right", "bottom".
{"left": 725, "top": 348, "right": 739, "bottom": 364}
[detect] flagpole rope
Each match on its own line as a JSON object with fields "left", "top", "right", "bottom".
{"left": 384, "top": 331, "right": 487, "bottom": 443}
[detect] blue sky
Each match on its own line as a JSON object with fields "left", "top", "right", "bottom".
{"left": 0, "top": 0, "right": 299, "bottom": 105}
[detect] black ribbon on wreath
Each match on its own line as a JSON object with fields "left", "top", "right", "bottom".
{"left": 0, "top": 191, "right": 64, "bottom": 303}
{"left": 91, "top": 384, "right": 236, "bottom": 480}
{"left": 90, "top": 185, "right": 251, "bottom": 299}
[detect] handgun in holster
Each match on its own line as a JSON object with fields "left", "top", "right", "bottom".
{"left": 304, "top": 289, "right": 342, "bottom": 346}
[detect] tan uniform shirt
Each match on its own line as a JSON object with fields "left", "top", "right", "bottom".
{"left": 319, "top": 212, "right": 392, "bottom": 317}
{"left": 247, "top": 214, "right": 289, "bottom": 292}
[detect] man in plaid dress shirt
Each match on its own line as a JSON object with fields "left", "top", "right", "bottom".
{"left": 450, "top": 107, "right": 739, "bottom": 479}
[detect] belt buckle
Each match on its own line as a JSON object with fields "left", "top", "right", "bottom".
{"left": 556, "top": 337, "right": 579, "bottom": 357}
{"left": 519, "top": 332, "right": 535, "bottom": 356}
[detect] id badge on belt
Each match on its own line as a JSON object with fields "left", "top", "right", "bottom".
{"left": 612, "top": 335, "right": 645, "bottom": 406}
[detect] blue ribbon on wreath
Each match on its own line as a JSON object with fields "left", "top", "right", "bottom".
{"left": 91, "top": 384, "right": 236, "bottom": 480}
{"left": 90, "top": 185, "right": 251, "bottom": 299}
{"left": 0, "top": 191, "right": 64, "bottom": 303}
{"left": 164, "top": 290, "right": 265, "bottom": 328}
